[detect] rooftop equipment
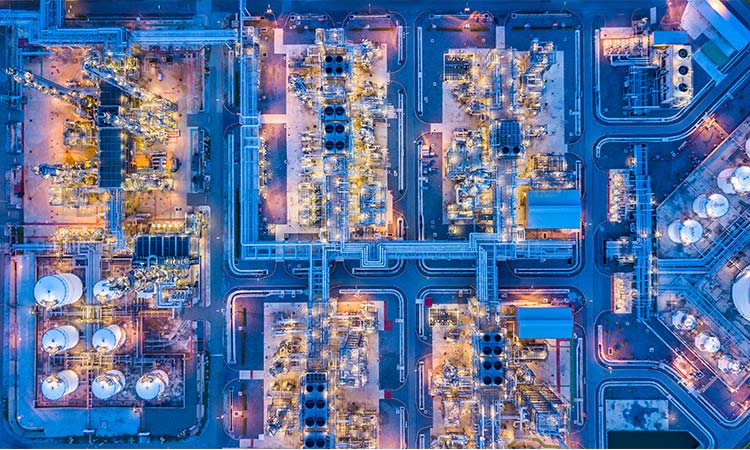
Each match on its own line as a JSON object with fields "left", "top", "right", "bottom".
{"left": 34, "top": 273, "right": 83, "bottom": 308}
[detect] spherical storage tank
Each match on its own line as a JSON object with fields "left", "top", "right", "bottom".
{"left": 92, "top": 325, "right": 126, "bottom": 353}
{"left": 41, "top": 325, "right": 79, "bottom": 354}
{"left": 41, "top": 370, "right": 79, "bottom": 400}
{"left": 136, "top": 369, "right": 169, "bottom": 400}
{"left": 91, "top": 370, "right": 126, "bottom": 400}
{"left": 34, "top": 273, "right": 83, "bottom": 308}
{"left": 692, "top": 193, "right": 729, "bottom": 219}
{"left": 695, "top": 332, "right": 721, "bottom": 353}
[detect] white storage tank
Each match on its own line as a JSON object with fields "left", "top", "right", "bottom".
{"left": 671, "top": 310, "right": 697, "bottom": 331}
{"left": 92, "top": 325, "right": 126, "bottom": 353}
{"left": 667, "top": 219, "right": 703, "bottom": 245}
{"left": 136, "top": 369, "right": 169, "bottom": 400}
{"left": 732, "top": 166, "right": 750, "bottom": 193}
{"left": 41, "top": 325, "right": 80, "bottom": 354}
{"left": 41, "top": 369, "right": 79, "bottom": 400}
{"left": 91, "top": 370, "right": 126, "bottom": 400}
{"left": 718, "top": 354, "right": 742, "bottom": 374}
{"left": 692, "top": 193, "right": 729, "bottom": 219}
{"left": 34, "top": 273, "right": 83, "bottom": 308}
{"left": 93, "top": 279, "right": 125, "bottom": 303}
{"left": 695, "top": 332, "right": 721, "bottom": 354}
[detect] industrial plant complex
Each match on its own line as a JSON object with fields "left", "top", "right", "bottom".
{"left": 1, "top": 0, "right": 750, "bottom": 448}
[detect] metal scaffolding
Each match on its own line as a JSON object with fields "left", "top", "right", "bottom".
{"left": 632, "top": 144, "right": 655, "bottom": 320}
{"left": 238, "top": 21, "right": 261, "bottom": 244}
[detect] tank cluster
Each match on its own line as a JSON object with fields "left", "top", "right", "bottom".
{"left": 35, "top": 273, "right": 171, "bottom": 402}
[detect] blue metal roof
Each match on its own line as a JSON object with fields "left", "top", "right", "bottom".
{"left": 526, "top": 189, "right": 581, "bottom": 230}
{"left": 516, "top": 307, "right": 573, "bottom": 339}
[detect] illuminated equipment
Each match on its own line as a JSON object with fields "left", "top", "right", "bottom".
{"left": 91, "top": 370, "right": 126, "bottom": 400}
{"left": 694, "top": 332, "right": 721, "bottom": 354}
{"left": 34, "top": 273, "right": 83, "bottom": 309}
{"left": 92, "top": 324, "right": 126, "bottom": 353}
{"left": 41, "top": 325, "right": 80, "bottom": 354}
{"left": 41, "top": 370, "right": 79, "bottom": 401}
{"left": 136, "top": 369, "right": 169, "bottom": 400}
{"left": 692, "top": 193, "right": 729, "bottom": 219}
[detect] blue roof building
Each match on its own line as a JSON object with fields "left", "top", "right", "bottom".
{"left": 525, "top": 189, "right": 581, "bottom": 230}
{"left": 516, "top": 307, "right": 573, "bottom": 339}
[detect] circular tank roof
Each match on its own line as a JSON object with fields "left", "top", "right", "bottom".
{"left": 136, "top": 374, "right": 165, "bottom": 400}
{"left": 41, "top": 373, "right": 73, "bottom": 400}
{"left": 667, "top": 221, "right": 683, "bottom": 244}
{"left": 671, "top": 310, "right": 696, "bottom": 331}
{"left": 692, "top": 194, "right": 708, "bottom": 218}
{"left": 718, "top": 355, "right": 741, "bottom": 374}
{"left": 718, "top": 168, "right": 737, "bottom": 194}
{"left": 705, "top": 193, "right": 729, "bottom": 218}
{"left": 680, "top": 219, "right": 703, "bottom": 245}
{"left": 732, "top": 268, "right": 750, "bottom": 321}
{"left": 92, "top": 326, "right": 122, "bottom": 353}
{"left": 732, "top": 166, "right": 750, "bottom": 192}
{"left": 34, "top": 275, "right": 74, "bottom": 307}
{"left": 41, "top": 327, "right": 76, "bottom": 354}
{"left": 93, "top": 280, "right": 114, "bottom": 303}
{"left": 91, "top": 373, "right": 123, "bottom": 400}
{"left": 745, "top": 139, "right": 750, "bottom": 158}
{"left": 695, "top": 333, "right": 721, "bottom": 353}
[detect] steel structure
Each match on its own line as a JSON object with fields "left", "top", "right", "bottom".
{"left": 632, "top": 144, "right": 655, "bottom": 320}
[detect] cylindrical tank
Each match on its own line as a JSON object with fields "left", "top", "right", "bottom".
{"left": 92, "top": 325, "right": 126, "bottom": 353}
{"left": 136, "top": 369, "right": 169, "bottom": 400}
{"left": 93, "top": 279, "right": 120, "bottom": 303}
{"left": 41, "top": 369, "right": 79, "bottom": 400}
{"left": 667, "top": 220, "right": 683, "bottom": 244}
{"left": 91, "top": 370, "right": 126, "bottom": 400}
{"left": 34, "top": 273, "right": 83, "bottom": 308}
{"left": 732, "top": 166, "right": 750, "bottom": 193}
{"left": 41, "top": 325, "right": 80, "bottom": 354}
{"left": 693, "top": 194, "right": 728, "bottom": 218}
{"left": 680, "top": 219, "right": 703, "bottom": 245}
{"left": 671, "top": 310, "right": 697, "bottom": 331}
{"left": 695, "top": 332, "right": 721, "bottom": 353}
{"left": 718, "top": 354, "right": 742, "bottom": 374}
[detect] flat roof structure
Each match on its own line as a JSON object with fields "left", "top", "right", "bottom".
{"left": 690, "top": 0, "right": 750, "bottom": 51}
{"left": 516, "top": 307, "right": 573, "bottom": 339}
{"left": 526, "top": 189, "right": 581, "bottom": 230}
{"left": 652, "top": 31, "right": 690, "bottom": 46}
